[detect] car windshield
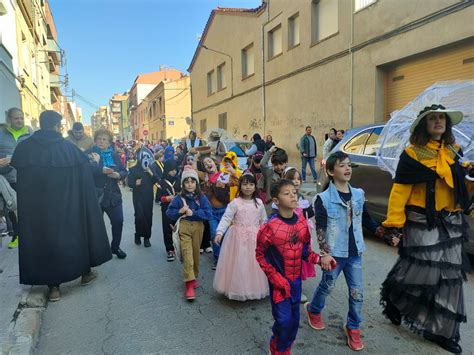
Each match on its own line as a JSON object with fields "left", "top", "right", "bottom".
{"left": 226, "top": 141, "right": 253, "bottom": 157}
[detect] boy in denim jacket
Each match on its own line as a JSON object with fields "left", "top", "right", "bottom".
{"left": 305, "top": 151, "right": 385, "bottom": 351}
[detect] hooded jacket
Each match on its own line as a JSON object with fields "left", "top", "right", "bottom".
{"left": 221, "top": 151, "right": 242, "bottom": 200}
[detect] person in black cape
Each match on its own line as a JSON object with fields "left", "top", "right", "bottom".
{"left": 10, "top": 111, "right": 112, "bottom": 302}
{"left": 128, "top": 147, "right": 160, "bottom": 247}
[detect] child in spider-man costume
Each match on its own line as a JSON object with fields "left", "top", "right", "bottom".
{"left": 256, "top": 179, "right": 329, "bottom": 355}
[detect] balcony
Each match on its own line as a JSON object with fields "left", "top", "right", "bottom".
{"left": 50, "top": 73, "right": 61, "bottom": 88}
{"left": 47, "top": 39, "right": 61, "bottom": 64}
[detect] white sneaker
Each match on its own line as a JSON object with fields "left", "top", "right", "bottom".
{"left": 205, "top": 247, "right": 213, "bottom": 253}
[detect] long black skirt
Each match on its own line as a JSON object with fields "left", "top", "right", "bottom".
{"left": 380, "top": 209, "right": 467, "bottom": 341}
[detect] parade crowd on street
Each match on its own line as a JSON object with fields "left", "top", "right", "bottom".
{"left": 0, "top": 105, "right": 472, "bottom": 354}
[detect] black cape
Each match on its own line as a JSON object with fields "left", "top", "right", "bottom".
{"left": 11, "top": 130, "right": 112, "bottom": 286}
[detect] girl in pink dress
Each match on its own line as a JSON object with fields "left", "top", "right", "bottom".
{"left": 213, "top": 172, "right": 269, "bottom": 301}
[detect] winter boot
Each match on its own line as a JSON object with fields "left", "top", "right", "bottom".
{"left": 185, "top": 281, "right": 196, "bottom": 301}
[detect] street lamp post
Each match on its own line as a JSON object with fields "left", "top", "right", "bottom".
{"left": 201, "top": 45, "right": 234, "bottom": 97}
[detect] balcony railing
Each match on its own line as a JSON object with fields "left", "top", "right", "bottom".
{"left": 47, "top": 39, "right": 61, "bottom": 64}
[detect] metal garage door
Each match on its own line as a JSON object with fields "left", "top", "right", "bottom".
{"left": 385, "top": 40, "right": 474, "bottom": 119}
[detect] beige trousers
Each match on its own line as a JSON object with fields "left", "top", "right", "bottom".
{"left": 179, "top": 219, "right": 204, "bottom": 282}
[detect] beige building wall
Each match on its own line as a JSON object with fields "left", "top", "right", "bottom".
{"left": 146, "top": 76, "right": 192, "bottom": 142}
{"left": 190, "top": 7, "right": 265, "bottom": 139}
{"left": 164, "top": 76, "right": 191, "bottom": 141}
{"left": 189, "top": 0, "right": 474, "bottom": 164}
{"left": 15, "top": 0, "right": 51, "bottom": 129}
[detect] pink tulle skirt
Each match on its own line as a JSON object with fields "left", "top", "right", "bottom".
{"left": 213, "top": 225, "right": 269, "bottom": 301}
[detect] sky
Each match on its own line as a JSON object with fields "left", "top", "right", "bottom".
{"left": 48, "top": 0, "right": 261, "bottom": 124}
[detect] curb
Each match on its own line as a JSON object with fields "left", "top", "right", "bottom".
{"left": 0, "top": 287, "right": 47, "bottom": 354}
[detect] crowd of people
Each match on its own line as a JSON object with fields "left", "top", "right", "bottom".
{"left": 0, "top": 105, "right": 471, "bottom": 354}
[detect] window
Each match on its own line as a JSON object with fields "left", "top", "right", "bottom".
{"left": 355, "top": 0, "right": 376, "bottom": 12}
{"left": 363, "top": 127, "right": 383, "bottom": 156}
{"left": 158, "top": 96, "right": 163, "bottom": 113}
{"left": 207, "top": 70, "right": 215, "bottom": 95}
{"left": 268, "top": 25, "right": 282, "bottom": 59}
{"left": 288, "top": 13, "right": 300, "bottom": 49}
{"left": 217, "top": 63, "right": 226, "bottom": 90}
{"left": 31, "top": 53, "right": 37, "bottom": 85}
{"left": 21, "top": 33, "right": 29, "bottom": 73}
{"left": 343, "top": 129, "right": 371, "bottom": 155}
{"left": 311, "top": 0, "right": 338, "bottom": 43}
{"left": 218, "top": 112, "right": 227, "bottom": 130}
{"left": 241, "top": 43, "right": 255, "bottom": 78}
{"left": 200, "top": 119, "right": 207, "bottom": 134}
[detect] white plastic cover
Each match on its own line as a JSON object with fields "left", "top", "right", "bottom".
{"left": 377, "top": 81, "right": 474, "bottom": 178}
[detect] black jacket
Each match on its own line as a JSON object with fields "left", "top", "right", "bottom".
{"left": 86, "top": 148, "right": 128, "bottom": 208}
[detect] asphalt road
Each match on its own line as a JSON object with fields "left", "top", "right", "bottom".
{"left": 35, "top": 188, "right": 473, "bottom": 354}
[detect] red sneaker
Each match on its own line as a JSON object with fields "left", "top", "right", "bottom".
{"left": 185, "top": 281, "right": 195, "bottom": 301}
{"left": 269, "top": 339, "right": 291, "bottom": 355}
{"left": 344, "top": 324, "right": 364, "bottom": 351}
{"left": 304, "top": 302, "right": 325, "bottom": 330}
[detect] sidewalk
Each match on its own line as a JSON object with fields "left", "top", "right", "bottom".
{"left": 0, "top": 236, "right": 46, "bottom": 354}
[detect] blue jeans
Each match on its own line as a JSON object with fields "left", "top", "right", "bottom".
{"left": 102, "top": 204, "right": 124, "bottom": 250}
{"left": 301, "top": 156, "right": 317, "bottom": 181}
{"left": 308, "top": 256, "right": 363, "bottom": 329}
{"left": 209, "top": 206, "right": 227, "bottom": 261}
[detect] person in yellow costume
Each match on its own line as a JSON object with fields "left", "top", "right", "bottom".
{"left": 220, "top": 151, "right": 242, "bottom": 200}
{"left": 380, "top": 104, "right": 471, "bottom": 354}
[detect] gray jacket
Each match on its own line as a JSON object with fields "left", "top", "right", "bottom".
{"left": 261, "top": 149, "right": 283, "bottom": 206}
{"left": 0, "top": 125, "right": 33, "bottom": 183}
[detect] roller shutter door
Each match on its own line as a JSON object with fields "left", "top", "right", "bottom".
{"left": 385, "top": 41, "right": 474, "bottom": 119}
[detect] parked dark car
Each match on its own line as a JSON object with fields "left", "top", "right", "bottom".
{"left": 316, "top": 123, "right": 474, "bottom": 254}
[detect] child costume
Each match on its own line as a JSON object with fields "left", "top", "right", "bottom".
{"left": 156, "top": 159, "right": 180, "bottom": 257}
{"left": 213, "top": 197, "right": 268, "bottom": 300}
{"left": 166, "top": 166, "right": 212, "bottom": 299}
{"left": 220, "top": 151, "right": 242, "bottom": 200}
{"left": 127, "top": 147, "right": 160, "bottom": 243}
{"left": 256, "top": 212, "right": 321, "bottom": 354}
{"left": 295, "top": 195, "right": 316, "bottom": 280}
{"left": 198, "top": 167, "right": 237, "bottom": 263}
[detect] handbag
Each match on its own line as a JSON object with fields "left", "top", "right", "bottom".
{"left": 171, "top": 197, "right": 187, "bottom": 263}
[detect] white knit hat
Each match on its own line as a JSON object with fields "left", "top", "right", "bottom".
{"left": 181, "top": 165, "right": 199, "bottom": 184}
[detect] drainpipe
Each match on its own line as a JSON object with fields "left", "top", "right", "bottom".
{"left": 349, "top": 0, "right": 354, "bottom": 129}
{"left": 261, "top": 0, "right": 270, "bottom": 135}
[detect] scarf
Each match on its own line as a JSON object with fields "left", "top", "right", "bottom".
{"left": 207, "top": 171, "right": 221, "bottom": 184}
{"left": 395, "top": 143, "right": 469, "bottom": 229}
{"left": 93, "top": 146, "right": 115, "bottom": 168}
